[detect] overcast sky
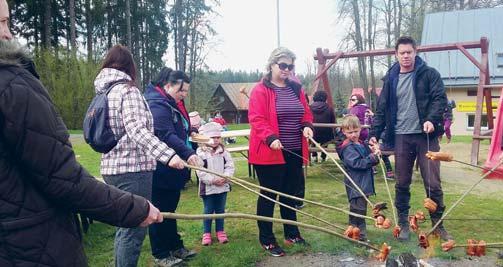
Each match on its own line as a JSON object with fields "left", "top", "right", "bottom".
{"left": 201, "top": 0, "right": 344, "bottom": 75}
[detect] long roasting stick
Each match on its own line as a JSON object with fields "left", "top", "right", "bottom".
{"left": 225, "top": 172, "right": 346, "bottom": 231}
{"left": 308, "top": 136, "right": 375, "bottom": 208}
{"left": 426, "top": 159, "right": 503, "bottom": 236}
{"left": 185, "top": 163, "right": 374, "bottom": 221}
{"left": 161, "top": 212, "right": 380, "bottom": 251}
{"left": 378, "top": 157, "right": 398, "bottom": 226}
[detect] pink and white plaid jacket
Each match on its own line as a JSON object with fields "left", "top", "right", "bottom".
{"left": 94, "top": 68, "right": 175, "bottom": 175}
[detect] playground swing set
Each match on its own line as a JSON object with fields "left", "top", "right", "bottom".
{"left": 311, "top": 37, "right": 503, "bottom": 178}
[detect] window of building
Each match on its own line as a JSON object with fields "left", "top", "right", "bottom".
{"left": 467, "top": 90, "right": 477, "bottom": 96}
{"left": 497, "top": 53, "right": 503, "bottom": 68}
{"left": 467, "top": 114, "right": 489, "bottom": 130}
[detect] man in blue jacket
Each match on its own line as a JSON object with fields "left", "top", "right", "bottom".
{"left": 369, "top": 36, "right": 450, "bottom": 241}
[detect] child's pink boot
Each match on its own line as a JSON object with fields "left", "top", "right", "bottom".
{"left": 202, "top": 233, "right": 212, "bottom": 246}
{"left": 216, "top": 231, "right": 228, "bottom": 244}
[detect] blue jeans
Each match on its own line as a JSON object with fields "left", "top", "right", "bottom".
{"left": 103, "top": 171, "right": 152, "bottom": 267}
{"left": 202, "top": 192, "right": 227, "bottom": 233}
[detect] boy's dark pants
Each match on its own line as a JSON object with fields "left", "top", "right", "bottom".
{"left": 394, "top": 134, "right": 445, "bottom": 223}
{"left": 349, "top": 197, "right": 367, "bottom": 237}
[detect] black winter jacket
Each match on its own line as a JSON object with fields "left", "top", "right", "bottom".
{"left": 369, "top": 56, "right": 447, "bottom": 146}
{"left": 309, "top": 101, "right": 336, "bottom": 144}
{"left": 0, "top": 40, "right": 149, "bottom": 267}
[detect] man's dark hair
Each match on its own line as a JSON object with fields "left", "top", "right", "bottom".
{"left": 395, "top": 36, "right": 417, "bottom": 51}
{"left": 313, "top": 90, "right": 328, "bottom": 102}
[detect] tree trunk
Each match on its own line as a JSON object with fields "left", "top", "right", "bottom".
{"left": 125, "top": 0, "right": 132, "bottom": 48}
{"left": 85, "top": 0, "right": 93, "bottom": 61}
{"left": 351, "top": 0, "right": 369, "bottom": 99}
{"left": 43, "top": 0, "right": 51, "bottom": 48}
{"left": 367, "top": 0, "right": 376, "bottom": 108}
{"left": 385, "top": 0, "right": 392, "bottom": 67}
{"left": 69, "top": 0, "right": 76, "bottom": 52}
{"left": 107, "top": 0, "right": 112, "bottom": 49}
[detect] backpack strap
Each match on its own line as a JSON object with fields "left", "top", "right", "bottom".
{"left": 103, "top": 79, "right": 129, "bottom": 95}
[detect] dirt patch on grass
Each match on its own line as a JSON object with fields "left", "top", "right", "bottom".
{"left": 256, "top": 252, "right": 501, "bottom": 267}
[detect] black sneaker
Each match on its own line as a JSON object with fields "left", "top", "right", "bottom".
{"left": 262, "top": 243, "right": 285, "bottom": 257}
{"left": 171, "top": 247, "right": 197, "bottom": 260}
{"left": 284, "top": 236, "right": 307, "bottom": 246}
{"left": 433, "top": 225, "right": 453, "bottom": 241}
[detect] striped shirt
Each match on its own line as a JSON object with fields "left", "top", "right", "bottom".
{"left": 94, "top": 68, "right": 176, "bottom": 175}
{"left": 273, "top": 86, "right": 304, "bottom": 150}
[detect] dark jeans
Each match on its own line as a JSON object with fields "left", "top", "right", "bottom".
{"left": 254, "top": 150, "right": 304, "bottom": 245}
{"left": 202, "top": 192, "right": 227, "bottom": 233}
{"left": 394, "top": 134, "right": 444, "bottom": 218}
{"left": 348, "top": 197, "right": 367, "bottom": 227}
{"left": 103, "top": 171, "right": 152, "bottom": 267}
{"left": 149, "top": 187, "right": 184, "bottom": 259}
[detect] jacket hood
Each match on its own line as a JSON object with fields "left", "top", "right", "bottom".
{"left": 310, "top": 101, "right": 330, "bottom": 114}
{"left": 144, "top": 83, "right": 166, "bottom": 101}
{"left": 0, "top": 39, "right": 30, "bottom": 67}
{"left": 0, "top": 40, "right": 40, "bottom": 78}
{"left": 94, "top": 68, "right": 132, "bottom": 94}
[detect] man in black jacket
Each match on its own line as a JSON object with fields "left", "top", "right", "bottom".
{"left": 369, "top": 36, "right": 450, "bottom": 241}
{"left": 0, "top": 1, "right": 163, "bottom": 266}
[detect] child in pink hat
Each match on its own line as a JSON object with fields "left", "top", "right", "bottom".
{"left": 196, "top": 122, "right": 235, "bottom": 245}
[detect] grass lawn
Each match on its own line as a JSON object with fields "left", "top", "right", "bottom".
{"left": 72, "top": 128, "right": 503, "bottom": 266}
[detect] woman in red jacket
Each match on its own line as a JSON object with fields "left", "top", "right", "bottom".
{"left": 248, "top": 47, "right": 313, "bottom": 257}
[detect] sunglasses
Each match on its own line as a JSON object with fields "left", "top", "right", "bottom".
{"left": 350, "top": 98, "right": 358, "bottom": 102}
{"left": 276, "top": 62, "right": 295, "bottom": 71}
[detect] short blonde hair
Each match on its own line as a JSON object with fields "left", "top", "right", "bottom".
{"left": 266, "top": 47, "right": 296, "bottom": 72}
{"left": 341, "top": 115, "right": 361, "bottom": 130}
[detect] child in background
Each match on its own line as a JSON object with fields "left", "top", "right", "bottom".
{"left": 336, "top": 115, "right": 380, "bottom": 241}
{"left": 196, "top": 122, "right": 235, "bottom": 246}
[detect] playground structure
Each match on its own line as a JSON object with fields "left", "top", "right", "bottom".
{"left": 312, "top": 37, "right": 503, "bottom": 169}
{"left": 485, "top": 88, "right": 503, "bottom": 178}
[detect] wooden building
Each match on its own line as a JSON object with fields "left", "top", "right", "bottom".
{"left": 421, "top": 7, "right": 503, "bottom": 135}
{"left": 208, "top": 82, "right": 256, "bottom": 124}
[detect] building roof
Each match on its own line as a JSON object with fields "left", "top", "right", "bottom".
{"left": 215, "top": 83, "right": 257, "bottom": 110}
{"left": 421, "top": 7, "right": 503, "bottom": 86}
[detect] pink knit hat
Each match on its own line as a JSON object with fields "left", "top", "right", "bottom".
{"left": 199, "top": 122, "right": 223, "bottom": 138}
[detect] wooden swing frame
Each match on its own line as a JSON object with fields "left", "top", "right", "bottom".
{"left": 312, "top": 37, "right": 499, "bottom": 164}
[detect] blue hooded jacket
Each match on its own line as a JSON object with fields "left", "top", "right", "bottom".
{"left": 144, "top": 83, "right": 195, "bottom": 190}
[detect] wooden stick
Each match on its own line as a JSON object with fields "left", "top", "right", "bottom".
{"left": 453, "top": 242, "right": 503, "bottom": 248}
{"left": 378, "top": 157, "right": 398, "bottom": 226}
{"left": 308, "top": 136, "right": 375, "bottom": 208}
{"left": 161, "top": 212, "right": 379, "bottom": 251}
{"left": 451, "top": 159, "right": 503, "bottom": 176}
{"left": 186, "top": 163, "right": 374, "bottom": 221}
{"left": 426, "top": 159, "right": 503, "bottom": 236}
{"left": 227, "top": 174, "right": 346, "bottom": 231}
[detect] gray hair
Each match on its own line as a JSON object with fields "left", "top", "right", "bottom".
{"left": 266, "top": 47, "right": 296, "bottom": 72}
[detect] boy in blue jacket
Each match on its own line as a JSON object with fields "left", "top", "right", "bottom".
{"left": 337, "top": 115, "right": 380, "bottom": 240}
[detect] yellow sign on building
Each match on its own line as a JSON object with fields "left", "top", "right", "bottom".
{"left": 457, "top": 101, "right": 498, "bottom": 112}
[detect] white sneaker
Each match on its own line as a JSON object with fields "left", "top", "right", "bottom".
{"left": 154, "top": 256, "right": 183, "bottom": 267}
